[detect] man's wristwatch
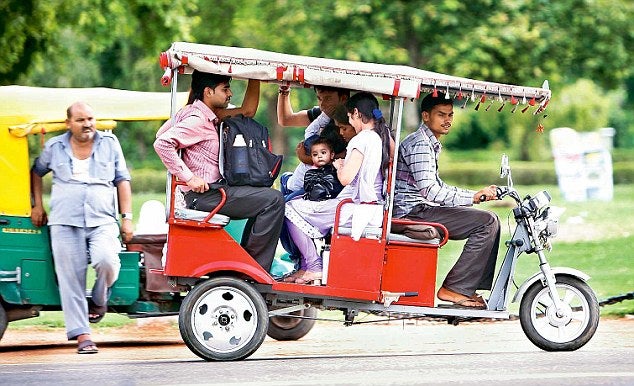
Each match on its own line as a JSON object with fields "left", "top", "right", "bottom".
{"left": 121, "top": 212, "right": 133, "bottom": 220}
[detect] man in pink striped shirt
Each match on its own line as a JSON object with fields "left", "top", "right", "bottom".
{"left": 154, "top": 71, "right": 284, "bottom": 271}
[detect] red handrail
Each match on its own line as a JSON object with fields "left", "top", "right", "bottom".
{"left": 168, "top": 175, "right": 227, "bottom": 228}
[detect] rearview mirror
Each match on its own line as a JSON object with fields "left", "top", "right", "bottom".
{"left": 500, "top": 154, "right": 510, "bottom": 179}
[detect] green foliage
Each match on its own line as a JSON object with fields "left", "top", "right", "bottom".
{"left": 130, "top": 168, "right": 168, "bottom": 193}
{"left": 441, "top": 161, "right": 557, "bottom": 186}
{"left": 5, "top": 0, "right": 634, "bottom": 164}
{"left": 126, "top": 158, "right": 634, "bottom": 194}
{"left": 0, "top": 1, "right": 56, "bottom": 84}
{"left": 546, "top": 80, "right": 616, "bottom": 132}
{"left": 13, "top": 0, "right": 196, "bottom": 89}
{"left": 115, "top": 121, "right": 166, "bottom": 169}
{"left": 613, "top": 162, "right": 634, "bottom": 184}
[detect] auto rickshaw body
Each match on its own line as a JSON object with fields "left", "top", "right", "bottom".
{"left": 0, "top": 86, "right": 190, "bottom": 337}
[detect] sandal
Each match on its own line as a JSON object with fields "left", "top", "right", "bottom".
{"left": 88, "top": 298, "right": 107, "bottom": 324}
{"left": 77, "top": 339, "right": 99, "bottom": 354}
{"left": 437, "top": 286, "right": 486, "bottom": 309}
{"left": 450, "top": 298, "right": 486, "bottom": 309}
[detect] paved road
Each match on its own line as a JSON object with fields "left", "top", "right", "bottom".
{"left": 1, "top": 317, "right": 633, "bottom": 385}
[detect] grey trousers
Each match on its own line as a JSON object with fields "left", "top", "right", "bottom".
{"left": 404, "top": 204, "right": 500, "bottom": 296}
{"left": 49, "top": 223, "right": 121, "bottom": 340}
{"left": 185, "top": 185, "right": 284, "bottom": 272}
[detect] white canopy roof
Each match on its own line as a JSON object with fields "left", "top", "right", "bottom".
{"left": 161, "top": 42, "right": 551, "bottom": 113}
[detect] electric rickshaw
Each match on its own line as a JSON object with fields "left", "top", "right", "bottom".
{"left": 155, "top": 43, "right": 600, "bottom": 361}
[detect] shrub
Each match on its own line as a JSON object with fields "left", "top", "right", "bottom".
{"left": 131, "top": 168, "right": 168, "bottom": 193}
{"left": 440, "top": 162, "right": 557, "bottom": 186}
{"left": 613, "top": 162, "right": 634, "bottom": 184}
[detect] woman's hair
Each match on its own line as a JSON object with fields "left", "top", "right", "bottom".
{"left": 331, "top": 104, "right": 349, "bottom": 125}
{"left": 187, "top": 70, "right": 232, "bottom": 104}
{"left": 345, "top": 92, "right": 392, "bottom": 177}
{"left": 319, "top": 121, "right": 347, "bottom": 154}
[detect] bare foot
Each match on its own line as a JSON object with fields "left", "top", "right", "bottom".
{"left": 294, "top": 271, "right": 322, "bottom": 285}
{"left": 282, "top": 270, "right": 305, "bottom": 282}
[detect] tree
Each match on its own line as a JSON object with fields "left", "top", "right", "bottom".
{"left": 0, "top": 1, "right": 56, "bottom": 84}
{"left": 8, "top": 0, "right": 634, "bottom": 165}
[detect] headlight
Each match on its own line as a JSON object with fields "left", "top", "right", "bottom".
{"left": 524, "top": 191, "right": 551, "bottom": 212}
{"left": 545, "top": 217, "right": 559, "bottom": 237}
{"left": 534, "top": 206, "right": 566, "bottom": 238}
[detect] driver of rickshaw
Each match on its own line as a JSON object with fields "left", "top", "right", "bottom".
{"left": 153, "top": 71, "right": 284, "bottom": 272}
{"left": 393, "top": 92, "right": 500, "bottom": 309}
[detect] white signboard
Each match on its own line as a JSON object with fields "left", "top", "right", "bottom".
{"left": 550, "top": 127, "right": 614, "bottom": 201}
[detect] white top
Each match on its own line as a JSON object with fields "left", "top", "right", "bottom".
{"left": 338, "top": 129, "right": 383, "bottom": 203}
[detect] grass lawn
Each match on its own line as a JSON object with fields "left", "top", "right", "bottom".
{"left": 11, "top": 185, "right": 633, "bottom": 329}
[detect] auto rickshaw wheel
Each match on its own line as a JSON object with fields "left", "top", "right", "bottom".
{"left": 267, "top": 306, "right": 317, "bottom": 341}
{"left": 519, "top": 275, "right": 599, "bottom": 351}
{"left": 178, "top": 277, "right": 268, "bottom": 361}
{"left": 0, "top": 302, "right": 7, "bottom": 341}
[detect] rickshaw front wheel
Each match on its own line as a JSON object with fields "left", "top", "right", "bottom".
{"left": 519, "top": 275, "right": 599, "bottom": 351}
{"left": 179, "top": 277, "right": 269, "bottom": 361}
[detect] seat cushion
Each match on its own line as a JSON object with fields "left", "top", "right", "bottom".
{"left": 388, "top": 232, "right": 439, "bottom": 245}
{"left": 174, "top": 208, "right": 230, "bottom": 226}
{"left": 337, "top": 226, "right": 439, "bottom": 245}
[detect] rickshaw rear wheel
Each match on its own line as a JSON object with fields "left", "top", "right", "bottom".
{"left": 178, "top": 276, "right": 268, "bottom": 361}
{"left": 0, "top": 302, "right": 7, "bottom": 341}
{"left": 267, "top": 306, "right": 317, "bottom": 341}
{"left": 519, "top": 275, "right": 599, "bottom": 351}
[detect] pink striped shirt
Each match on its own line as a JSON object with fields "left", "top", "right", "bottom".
{"left": 154, "top": 100, "right": 222, "bottom": 187}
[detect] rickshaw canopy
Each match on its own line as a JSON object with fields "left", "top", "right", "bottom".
{"left": 160, "top": 42, "right": 551, "bottom": 110}
{"left": 0, "top": 86, "right": 187, "bottom": 216}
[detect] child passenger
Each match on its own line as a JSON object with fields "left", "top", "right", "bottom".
{"left": 282, "top": 137, "right": 343, "bottom": 283}
{"left": 283, "top": 92, "right": 392, "bottom": 285}
{"left": 302, "top": 138, "right": 344, "bottom": 202}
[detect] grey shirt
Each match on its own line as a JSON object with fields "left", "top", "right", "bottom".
{"left": 393, "top": 123, "right": 475, "bottom": 218}
{"left": 32, "top": 130, "right": 131, "bottom": 227}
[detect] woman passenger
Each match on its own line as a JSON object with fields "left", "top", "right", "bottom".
{"left": 284, "top": 92, "right": 392, "bottom": 284}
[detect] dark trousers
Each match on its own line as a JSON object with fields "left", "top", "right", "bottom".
{"left": 405, "top": 204, "right": 500, "bottom": 296}
{"left": 185, "top": 186, "right": 284, "bottom": 272}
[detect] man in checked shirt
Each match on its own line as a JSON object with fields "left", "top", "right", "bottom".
{"left": 393, "top": 92, "right": 500, "bottom": 309}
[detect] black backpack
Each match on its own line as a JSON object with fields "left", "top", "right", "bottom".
{"left": 219, "top": 115, "right": 283, "bottom": 187}
{"left": 303, "top": 164, "right": 344, "bottom": 201}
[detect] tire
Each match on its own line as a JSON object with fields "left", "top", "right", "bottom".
{"left": 178, "top": 277, "right": 269, "bottom": 361}
{"left": 0, "top": 303, "right": 7, "bottom": 341}
{"left": 267, "top": 306, "right": 317, "bottom": 341}
{"left": 519, "top": 275, "right": 599, "bottom": 351}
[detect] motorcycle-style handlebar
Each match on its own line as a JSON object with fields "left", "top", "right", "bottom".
{"left": 479, "top": 186, "right": 519, "bottom": 204}
{"left": 479, "top": 186, "right": 512, "bottom": 203}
